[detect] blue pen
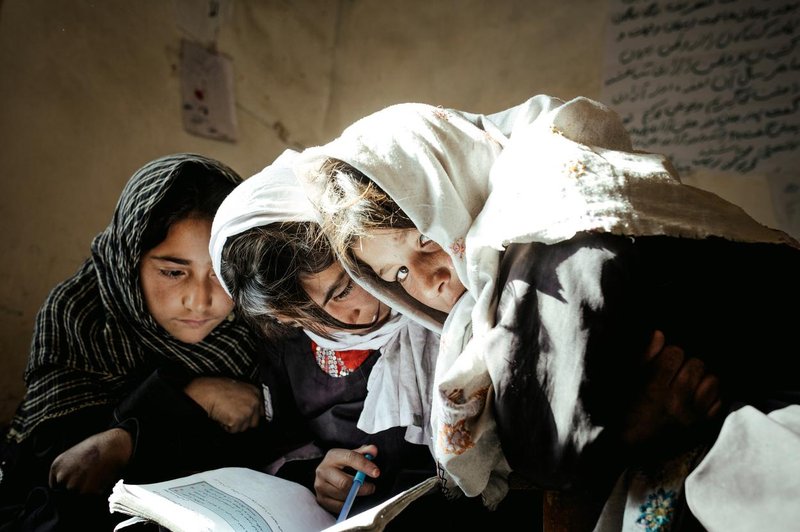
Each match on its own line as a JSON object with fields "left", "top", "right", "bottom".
{"left": 336, "top": 453, "right": 374, "bottom": 523}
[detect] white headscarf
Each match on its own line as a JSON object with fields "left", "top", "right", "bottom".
{"left": 209, "top": 149, "right": 439, "bottom": 446}
{"left": 294, "top": 95, "right": 799, "bottom": 506}
{"left": 210, "top": 149, "right": 315, "bottom": 298}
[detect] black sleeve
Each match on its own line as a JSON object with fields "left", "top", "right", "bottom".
{"left": 112, "top": 367, "right": 271, "bottom": 482}
{"left": 272, "top": 454, "right": 324, "bottom": 492}
{"left": 258, "top": 337, "right": 317, "bottom": 451}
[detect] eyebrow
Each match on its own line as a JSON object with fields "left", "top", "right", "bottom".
{"left": 149, "top": 255, "right": 191, "bottom": 266}
{"left": 322, "top": 270, "right": 348, "bottom": 306}
{"left": 375, "top": 231, "right": 407, "bottom": 279}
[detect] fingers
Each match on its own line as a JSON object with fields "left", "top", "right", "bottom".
{"left": 350, "top": 445, "right": 379, "bottom": 478}
{"left": 315, "top": 458, "right": 360, "bottom": 512}
{"left": 325, "top": 446, "right": 379, "bottom": 479}
{"left": 249, "top": 406, "right": 262, "bottom": 429}
{"left": 225, "top": 402, "right": 262, "bottom": 433}
{"left": 693, "top": 374, "right": 722, "bottom": 419}
{"left": 655, "top": 345, "right": 722, "bottom": 426}
{"left": 212, "top": 383, "right": 263, "bottom": 432}
{"left": 626, "top": 332, "right": 725, "bottom": 449}
{"left": 190, "top": 377, "right": 263, "bottom": 428}
{"left": 49, "top": 455, "right": 64, "bottom": 488}
{"left": 314, "top": 446, "right": 380, "bottom": 511}
{"left": 671, "top": 357, "right": 704, "bottom": 392}
{"left": 643, "top": 330, "right": 666, "bottom": 362}
{"left": 651, "top": 344, "right": 685, "bottom": 389}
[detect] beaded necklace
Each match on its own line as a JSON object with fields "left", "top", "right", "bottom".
{"left": 312, "top": 341, "right": 371, "bottom": 377}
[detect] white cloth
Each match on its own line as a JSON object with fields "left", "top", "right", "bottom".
{"left": 294, "top": 94, "right": 799, "bottom": 506}
{"left": 685, "top": 405, "right": 800, "bottom": 531}
{"left": 303, "top": 310, "right": 405, "bottom": 352}
{"left": 209, "top": 149, "right": 316, "bottom": 298}
{"left": 357, "top": 318, "right": 440, "bottom": 446}
{"left": 209, "top": 151, "right": 439, "bottom": 446}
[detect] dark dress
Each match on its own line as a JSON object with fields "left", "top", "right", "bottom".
{"left": 488, "top": 232, "right": 800, "bottom": 526}
{"left": 260, "top": 329, "right": 436, "bottom": 514}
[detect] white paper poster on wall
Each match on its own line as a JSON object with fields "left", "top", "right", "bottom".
{"left": 179, "top": 40, "right": 238, "bottom": 142}
{"left": 601, "top": 0, "right": 800, "bottom": 176}
{"left": 173, "top": 0, "right": 232, "bottom": 44}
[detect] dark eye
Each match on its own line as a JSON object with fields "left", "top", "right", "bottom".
{"left": 396, "top": 266, "right": 409, "bottom": 282}
{"left": 333, "top": 279, "right": 354, "bottom": 301}
{"left": 159, "top": 269, "right": 185, "bottom": 279}
{"left": 419, "top": 234, "right": 431, "bottom": 246}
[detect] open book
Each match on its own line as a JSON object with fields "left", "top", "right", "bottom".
{"left": 109, "top": 466, "right": 439, "bottom": 532}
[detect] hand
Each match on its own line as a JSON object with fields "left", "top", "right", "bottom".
{"left": 49, "top": 428, "right": 133, "bottom": 494}
{"left": 621, "top": 330, "right": 722, "bottom": 447}
{"left": 313, "top": 444, "right": 380, "bottom": 514}
{"left": 184, "top": 376, "right": 263, "bottom": 433}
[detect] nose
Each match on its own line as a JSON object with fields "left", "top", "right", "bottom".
{"left": 409, "top": 253, "right": 452, "bottom": 307}
{"left": 343, "top": 288, "right": 375, "bottom": 326}
{"left": 184, "top": 276, "right": 213, "bottom": 313}
{"left": 419, "top": 265, "right": 450, "bottom": 299}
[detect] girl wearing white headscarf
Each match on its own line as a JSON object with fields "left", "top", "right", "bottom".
{"left": 295, "top": 95, "right": 800, "bottom": 530}
{"left": 209, "top": 150, "right": 456, "bottom": 518}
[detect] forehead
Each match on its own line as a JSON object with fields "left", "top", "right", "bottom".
{"left": 359, "top": 229, "right": 413, "bottom": 251}
{"left": 356, "top": 229, "right": 415, "bottom": 262}
{"left": 147, "top": 217, "right": 212, "bottom": 253}
{"left": 298, "top": 261, "right": 345, "bottom": 296}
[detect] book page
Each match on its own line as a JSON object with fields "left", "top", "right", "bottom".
{"left": 322, "top": 476, "right": 440, "bottom": 532}
{"left": 110, "top": 467, "right": 336, "bottom": 532}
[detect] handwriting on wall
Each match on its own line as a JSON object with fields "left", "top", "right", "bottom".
{"left": 602, "top": 0, "right": 800, "bottom": 175}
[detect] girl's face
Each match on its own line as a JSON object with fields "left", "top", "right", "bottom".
{"left": 140, "top": 217, "right": 234, "bottom": 344}
{"left": 299, "top": 261, "right": 390, "bottom": 332}
{"left": 354, "top": 229, "right": 465, "bottom": 314}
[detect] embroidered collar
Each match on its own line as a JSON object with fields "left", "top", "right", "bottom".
{"left": 312, "top": 341, "right": 371, "bottom": 377}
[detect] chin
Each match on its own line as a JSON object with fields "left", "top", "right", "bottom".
{"left": 172, "top": 326, "right": 217, "bottom": 344}
{"left": 435, "top": 302, "right": 454, "bottom": 314}
{"left": 441, "top": 288, "right": 467, "bottom": 314}
{"left": 174, "top": 333, "right": 207, "bottom": 344}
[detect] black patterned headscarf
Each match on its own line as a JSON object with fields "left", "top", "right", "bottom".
{"left": 8, "top": 154, "right": 261, "bottom": 443}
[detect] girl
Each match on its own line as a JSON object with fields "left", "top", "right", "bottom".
{"left": 1, "top": 154, "right": 266, "bottom": 531}
{"left": 294, "top": 95, "right": 800, "bottom": 530}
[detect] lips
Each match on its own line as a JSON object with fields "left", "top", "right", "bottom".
{"left": 179, "top": 318, "right": 214, "bottom": 328}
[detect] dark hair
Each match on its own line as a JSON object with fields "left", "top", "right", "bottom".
{"left": 141, "top": 161, "right": 236, "bottom": 253}
{"left": 314, "top": 158, "right": 415, "bottom": 272}
{"left": 220, "top": 221, "right": 368, "bottom": 340}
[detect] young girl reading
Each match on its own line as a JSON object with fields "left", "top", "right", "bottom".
{"left": 294, "top": 95, "right": 800, "bottom": 530}
{"left": 0, "top": 154, "right": 266, "bottom": 531}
